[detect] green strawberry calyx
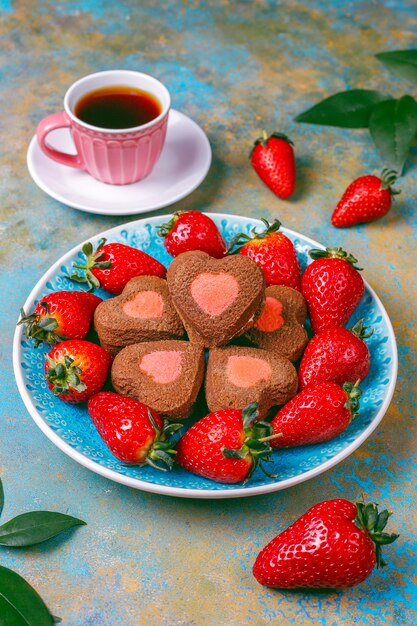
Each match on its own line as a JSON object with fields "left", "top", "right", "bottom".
{"left": 309, "top": 246, "right": 363, "bottom": 270}
{"left": 221, "top": 402, "right": 282, "bottom": 483}
{"left": 144, "top": 409, "right": 183, "bottom": 472}
{"left": 342, "top": 379, "right": 362, "bottom": 420}
{"left": 156, "top": 212, "right": 182, "bottom": 237}
{"left": 46, "top": 354, "right": 87, "bottom": 396}
{"left": 18, "top": 302, "right": 65, "bottom": 348}
{"left": 351, "top": 319, "right": 374, "bottom": 340}
{"left": 250, "top": 130, "right": 294, "bottom": 157}
{"left": 354, "top": 500, "right": 399, "bottom": 568}
{"left": 227, "top": 218, "right": 282, "bottom": 254}
{"left": 69, "top": 238, "right": 112, "bottom": 291}
{"left": 380, "top": 169, "right": 401, "bottom": 195}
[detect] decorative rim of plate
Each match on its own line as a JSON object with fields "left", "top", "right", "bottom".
{"left": 12, "top": 213, "right": 398, "bottom": 499}
{"left": 26, "top": 109, "right": 212, "bottom": 216}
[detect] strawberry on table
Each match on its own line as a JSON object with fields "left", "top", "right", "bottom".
{"left": 69, "top": 238, "right": 166, "bottom": 294}
{"left": 45, "top": 339, "right": 112, "bottom": 403}
{"left": 176, "top": 403, "right": 281, "bottom": 484}
{"left": 250, "top": 131, "right": 296, "bottom": 199}
{"left": 253, "top": 498, "right": 399, "bottom": 588}
{"left": 301, "top": 246, "right": 364, "bottom": 333}
{"left": 331, "top": 170, "right": 399, "bottom": 228}
{"left": 270, "top": 380, "right": 361, "bottom": 447}
{"left": 88, "top": 392, "right": 181, "bottom": 468}
{"left": 157, "top": 211, "right": 226, "bottom": 258}
{"left": 299, "top": 320, "right": 372, "bottom": 389}
{"left": 228, "top": 219, "right": 301, "bottom": 290}
{"left": 18, "top": 290, "right": 101, "bottom": 347}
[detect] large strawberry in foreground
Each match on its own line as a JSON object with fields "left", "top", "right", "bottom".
{"left": 70, "top": 238, "right": 166, "bottom": 293}
{"left": 176, "top": 403, "right": 281, "bottom": 484}
{"left": 331, "top": 170, "right": 399, "bottom": 228}
{"left": 157, "top": 211, "right": 226, "bottom": 258}
{"left": 228, "top": 219, "right": 301, "bottom": 290}
{"left": 45, "top": 339, "right": 112, "bottom": 403}
{"left": 253, "top": 498, "right": 399, "bottom": 588}
{"left": 18, "top": 290, "right": 101, "bottom": 347}
{"left": 302, "top": 247, "right": 364, "bottom": 333}
{"left": 88, "top": 392, "right": 181, "bottom": 468}
{"left": 250, "top": 131, "right": 296, "bottom": 199}
{"left": 299, "top": 320, "right": 372, "bottom": 389}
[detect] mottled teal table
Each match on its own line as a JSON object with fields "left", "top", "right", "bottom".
{"left": 1, "top": 1, "right": 416, "bottom": 624}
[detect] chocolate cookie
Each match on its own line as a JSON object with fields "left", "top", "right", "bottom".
{"left": 245, "top": 285, "right": 308, "bottom": 361}
{"left": 166, "top": 251, "right": 265, "bottom": 348}
{"left": 94, "top": 276, "right": 183, "bottom": 355}
{"left": 111, "top": 340, "right": 205, "bottom": 420}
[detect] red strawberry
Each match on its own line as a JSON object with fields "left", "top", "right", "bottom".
{"left": 88, "top": 392, "right": 181, "bottom": 468}
{"left": 229, "top": 219, "right": 301, "bottom": 290}
{"left": 157, "top": 211, "right": 226, "bottom": 258}
{"left": 299, "top": 320, "right": 372, "bottom": 389}
{"left": 250, "top": 131, "right": 296, "bottom": 199}
{"left": 301, "top": 247, "right": 364, "bottom": 333}
{"left": 270, "top": 381, "right": 361, "bottom": 447}
{"left": 253, "top": 498, "right": 399, "bottom": 588}
{"left": 70, "top": 238, "right": 166, "bottom": 294}
{"left": 18, "top": 290, "right": 101, "bottom": 347}
{"left": 45, "top": 339, "right": 112, "bottom": 403}
{"left": 331, "top": 170, "right": 399, "bottom": 228}
{"left": 176, "top": 403, "right": 281, "bottom": 484}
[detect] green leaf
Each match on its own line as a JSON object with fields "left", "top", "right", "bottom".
{"left": 0, "top": 511, "right": 86, "bottom": 547}
{"left": 295, "top": 89, "right": 392, "bottom": 128}
{"left": 376, "top": 49, "right": 417, "bottom": 84}
{"left": 0, "top": 478, "right": 4, "bottom": 518}
{"left": 369, "top": 95, "right": 417, "bottom": 174}
{"left": 0, "top": 565, "right": 54, "bottom": 625}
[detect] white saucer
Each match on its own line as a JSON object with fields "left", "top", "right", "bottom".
{"left": 27, "top": 109, "right": 212, "bottom": 216}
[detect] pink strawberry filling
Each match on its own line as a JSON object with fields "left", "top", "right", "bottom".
{"left": 227, "top": 356, "right": 272, "bottom": 388}
{"left": 123, "top": 291, "right": 164, "bottom": 319}
{"left": 140, "top": 350, "right": 183, "bottom": 384}
{"left": 190, "top": 272, "right": 239, "bottom": 316}
{"left": 255, "top": 297, "right": 285, "bottom": 332}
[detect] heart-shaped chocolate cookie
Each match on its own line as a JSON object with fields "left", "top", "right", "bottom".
{"left": 167, "top": 251, "right": 265, "bottom": 348}
{"left": 111, "top": 340, "right": 205, "bottom": 420}
{"left": 245, "top": 285, "right": 308, "bottom": 361}
{"left": 205, "top": 345, "right": 298, "bottom": 418}
{"left": 94, "top": 276, "right": 183, "bottom": 355}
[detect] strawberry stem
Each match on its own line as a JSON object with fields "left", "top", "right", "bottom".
{"left": 351, "top": 319, "right": 374, "bottom": 340}
{"left": 309, "top": 247, "right": 363, "bottom": 270}
{"left": 227, "top": 218, "right": 282, "bottom": 254}
{"left": 68, "top": 238, "right": 111, "bottom": 292}
{"left": 144, "top": 409, "right": 183, "bottom": 472}
{"left": 380, "top": 168, "right": 401, "bottom": 194}
{"left": 156, "top": 212, "right": 181, "bottom": 237}
{"left": 354, "top": 500, "right": 399, "bottom": 568}
{"left": 342, "top": 379, "right": 362, "bottom": 419}
{"left": 18, "top": 304, "right": 64, "bottom": 348}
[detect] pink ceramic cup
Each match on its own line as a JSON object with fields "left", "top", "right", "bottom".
{"left": 36, "top": 70, "right": 171, "bottom": 185}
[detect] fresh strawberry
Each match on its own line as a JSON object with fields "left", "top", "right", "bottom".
{"left": 228, "top": 219, "right": 301, "bottom": 290}
{"left": 250, "top": 131, "right": 296, "bottom": 199}
{"left": 253, "top": 498, "right": 398, "bottom": 588}
{"left": 176, "top": 403, "right": 281, "bottom": 484}
{"left": 299, "top": 320, "right": 372, "bottom": 389}
{"left": 45, "top": 339, "right": 112, "bottom": 403}
{"left": 301, "top": 247, "right": 364, "bottom": 333}
{"left": 18, "top": 290, "right": 101, "bottom": 347}
{"left": 157, "top": 211, "right": 226, "bottom": 258}
{"left": 270, "top": 380, "right": 361, "bottom": 447}
{"left": 331, "top": 170, "right": 399, "bottom": 228}
{"left": 69, "top": 238, "right": 166, "bottom": 294}
{"left": 88, "top": 392, "right": 181, "bottom": 468}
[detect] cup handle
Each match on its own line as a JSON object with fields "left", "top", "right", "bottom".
{"left": 36, "top": 112, "right": 84, "bottom": 169}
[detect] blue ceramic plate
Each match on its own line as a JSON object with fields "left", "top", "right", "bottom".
{"left": 13, "top": 214, "right": 398, "bottom": 499}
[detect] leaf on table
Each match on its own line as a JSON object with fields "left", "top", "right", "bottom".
{"left": 294, "top": 89, "right": 392, "bottom": 128}
{"left": 0, "top": 565, "right": 54, "bottom": 625}
{"left": 369, "top": 95, "right": 417, "bottom": 174}
{"left": 0, "top": 478, "right": 4, "bottom": 518}
{"left": 376, "top": 49, "right": 417, "bottom": 84}
{"left": 0, "top": 511, "right": 86, "bottom": 547}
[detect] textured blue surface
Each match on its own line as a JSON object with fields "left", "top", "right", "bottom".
{"left": 1, "top": 0, "right": 416, "bottom": 624}
{"left": 16, "top": 215, "right": 396, "bottom": 495}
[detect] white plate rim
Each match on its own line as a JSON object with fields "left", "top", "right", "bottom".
{"left": 12, "top": 213, "right": 398, "bottom": 499}
{"left": 26, "top": 109, "right": 212, "bottom": 216}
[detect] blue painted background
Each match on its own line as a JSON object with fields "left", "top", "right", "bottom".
{"left": 0, "top": 1, "right": 416, "bottom": 624}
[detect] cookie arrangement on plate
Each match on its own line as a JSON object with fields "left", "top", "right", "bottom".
{"left": 18, "top": 211, "right": 373, "bottom": 486}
